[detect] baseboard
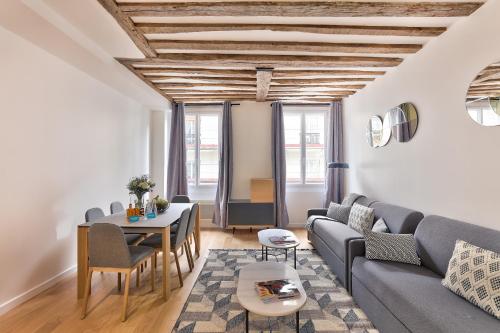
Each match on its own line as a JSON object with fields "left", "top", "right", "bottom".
{"left": 288, "top": 223, "right": 305, "bottom": 228}
{"left": 0, "top": 265, "right": 76, "bottom": 316}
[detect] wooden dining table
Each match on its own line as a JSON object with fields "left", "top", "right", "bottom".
{"left": 77, "top": 203, "right": 200, "bottom": 301}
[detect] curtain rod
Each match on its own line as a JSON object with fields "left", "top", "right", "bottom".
{"left": 184, "top": 102, "right": 240, "bottom": 107}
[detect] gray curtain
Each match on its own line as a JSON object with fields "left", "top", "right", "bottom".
{"left": 213, "top": 101, "right": 233, "bottom": 228}
{"left": 271, "top": 102, "right": 290, "bottom": 227}
{"left": 167, "top": 102, "right": 188, "bottom": 200}
{"left": 325, "top": 101, "right": 344, "bottom": 206}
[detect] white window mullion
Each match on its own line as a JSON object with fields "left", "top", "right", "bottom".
{"left": 196, "top": 113, "right": 201, "bottom": 187}
{"left": 301, "top": 112, "right": 306, "bottom": 185}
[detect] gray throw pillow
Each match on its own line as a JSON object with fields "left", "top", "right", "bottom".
{"left": 372, "top": 218, "right": 389, "bottom": 233}
{"left": 365, "top": 231, "right": 421, "bottom": 265}
{"left": 347, "top": 203, "right": 374, "bottom": 235}
{"left": 326, "top": 202, "right": 351, "bottom": 224}
{"left": 442, "top": 240, "right": 500, "bottom": 319}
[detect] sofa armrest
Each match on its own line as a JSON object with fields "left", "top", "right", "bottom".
{"left": 307, "top": 208, "right": 328, "bottom": 217}
{"left": 346, "top": 238, "right": 366, "bottom": 294}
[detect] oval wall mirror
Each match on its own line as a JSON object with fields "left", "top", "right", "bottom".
{"left": 388, "top": 103, "right": 419, "bottom": 142}
{"left": 465, "top": 61, "right": 500, "bottom": 126}
{"left": 366, "top": 116, "right": 383, "bottom": 147}
{"left": 380, "top": 112, "right": 392, "bottom": 147}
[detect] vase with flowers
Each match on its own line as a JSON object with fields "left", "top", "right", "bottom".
{"left": 126, "top": 175, "right": 155, "bottom": 211}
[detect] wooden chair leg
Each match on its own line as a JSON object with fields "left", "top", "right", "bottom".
{"left": 173, "top": 250, "right": 183, "bottom": 287}
{"left": 184, "top": 242, "right": 193, "bottom": 272}
{"left": 141, "top": 263, "right": 144, "bottom": 273}
{"left": 81, "top": 269, "right": 93, "bottom": 319}
{"left": 145, "top": 260, "right": 147, "bottom": 268}
{"left": 154, "top": 252, "right": 158, "bottom": 269}
{"left": 117, "top": 272, "right": 122, "bottom": 291}
{"left": 185, "top": 242, "right": 194, "bottom": 271}
{"left": 189, "top": 235, "right": 193, "bottom": 244}
{"left": 136, "top": 267, "right": 140, "bottom": 288}
{"left": 151, "top": 255, "right": 156, "bottom": 291}
{"left": 121, "top": 271, "right": 131, "bottom": 322}
{"left": 193, "top": 233, "right": 200, "bottom": 258}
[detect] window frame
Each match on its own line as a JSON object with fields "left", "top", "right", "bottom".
{"left": 185, "top": 108, "right": 222, "bottom": 188}
{"left": 283, "top": 106, "right": 329, "bottom": 187}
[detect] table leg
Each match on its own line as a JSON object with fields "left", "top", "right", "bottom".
{"left": 162, "top": 226, "right": 171, "bottom": 301}
{"left": 261, "top": 245, "right": 264, "bottom": 261}
{"left": 294, "top": 247, "right": 297, "bottom": 269}
{"left": 285, "top": 248, "right": 288, "bottom": 261}
{"left": 265, "top": 246, "right": 268, "bottom": 261}
{"left": 296, "top": 311, "right": 300, "bottom": 333}
{"left": 194, "top": 207, "right": 201, "bottom": 258}
{"left": 245, "top": 309, "right": 249, "bottom": 333}
{"left": 77, "top": 226, "right": 89, "bottom": 299}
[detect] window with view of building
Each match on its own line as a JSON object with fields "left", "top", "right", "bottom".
{"left": 185, "top": 110, "right": 221, "bottom": 186}
{"left": 284, "top": 108, "right": 328, "bottom": 184}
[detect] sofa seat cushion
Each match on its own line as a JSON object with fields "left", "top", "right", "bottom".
{"left": 352, "top": 257, "right": 500, "bottom": 333}
{"left": 313, "top": 219, "right": 363, "bottom": 262}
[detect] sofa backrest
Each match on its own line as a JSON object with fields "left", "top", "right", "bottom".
{"left": 355, "top": 196, "right": 377, "bottom": 207}
{"left": 415, "top": 215, "right": 500, "bottom": 277}
{"left": 370, "top": 202, "right": 423, "bottom": 234}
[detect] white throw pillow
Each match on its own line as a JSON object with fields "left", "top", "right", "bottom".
{"left": 347, "top": 203, "right": 374, "bottom": 235}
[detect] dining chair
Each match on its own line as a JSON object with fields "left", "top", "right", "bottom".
{"left": 81, "top": 223, "right": 155, "bottom": 322}
{"left": 184, "top": 203, "right": 199, "bottom": 268}
{"left": 171, "top": 195, "right": 190, "bottom": 203}
{"left": 109, "top": 201, "right": 143, "bottom": 246}
{"left": 139, "top": 208, "right": 191, "bottom": 287}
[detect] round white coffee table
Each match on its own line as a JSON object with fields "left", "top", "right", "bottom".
{"left": 236, "top": 262, "right": 306, "bottom": 333}
{"left": 258, "top": 228, "right": 300, "bottom": 268}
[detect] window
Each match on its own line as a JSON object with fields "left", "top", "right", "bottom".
{"left": 185, "top": 110, "right": 221, "bottom": 186}
{"left": 284, "top": 108, "right": 328, "bottom": 185}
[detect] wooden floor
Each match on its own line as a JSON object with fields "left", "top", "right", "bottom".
{"left": 0, "top": 228, "right": 312, "bottom": 333}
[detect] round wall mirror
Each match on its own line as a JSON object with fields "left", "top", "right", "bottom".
{"left": 465, "top": 61, "right": 500, "bottom": 126}
{"left": 380, "top": 112, "right": 392, "bottom": 146}
{"left": 388, "top": 103, "right": 419, "bottom": 142}
{"left": 366, "top": 116, "right": 384, "bottom": 147}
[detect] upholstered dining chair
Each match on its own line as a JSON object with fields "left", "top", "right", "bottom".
{"left": 139, "top": 208, "right": 191, "bottom": 287}
{"left": 81, "top": 223, "right": 155, "bottom": 322}
{"left": 109, "top": 201, "right": 143, "bottom": 246}
{"left": 184, "top": 203, "right": 199, "bottom": 269}
{"left": 171, "top": 195, "right": 190, "bottom": 203}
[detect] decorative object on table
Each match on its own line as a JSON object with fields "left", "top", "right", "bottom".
{"left": 255, "top": 279, "right": 301, "bottom": 303}
{"left": 145, "top": 199, "right": 157, "bottom": 218}
{"left": 153, "top": 196, "right": 169, "bottom": 214}
{"left": 442, "top": 240, "right": 500, "bottom": 319}
{"left": 465, "top": 61, "right": 500, "bottom": 126}
{"left": 269, "top": 235, "right": 297, "bottom": 245}
{"left": 172, "top": 249, "right": 375, "bottom": 333}
{"left": 126, "top": 175, "right": 155, "bottom": 210}
{"left": 387, "top": 102, "right": 419, "bottom": 142}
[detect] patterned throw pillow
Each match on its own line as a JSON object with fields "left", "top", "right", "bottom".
{"left": 372, "top": 218, "right": 389, "bottom": 233}
{"left": 442, "top": 240, "right": 500, "bottom": 319}
{"left": 326, "top": 202, "right": 351, "bottom": 224}
{"left": 347, "top": 203, "right": 374, "bottom": 235}
{"left": 365, "top": 231, "right": 421, "bottom": 265}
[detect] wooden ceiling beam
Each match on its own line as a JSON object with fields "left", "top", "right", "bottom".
{"left": 119, "top": 2, "right": 483, "bottom": 17}
{"left": 273, "top": 70, "right": 384, "bottom": 77}
{"left": 118, "top": 54, "right": 402, "bottom": 68}
{"left": 158, "top": 83, "right": 256, "bottom": 89}
{"left": 136, "top": 23, "right": 446, "bottom": 37}
{"left": 137, "top": 68, "right": 256, "bottom": 77}
{"left": 97, "top": 0, "right": 156, "bottom": 57}
{"left": 152, "top": 77, "right": 256, "bottom": 85}
{"left": 256, "top": 69, "right": 273, "bottom": 102}
{"left": 271, "top": 78, "right": 372, "bottom": 85}
{"left": 149, "top": 40, "right": 422, "bottom": 54}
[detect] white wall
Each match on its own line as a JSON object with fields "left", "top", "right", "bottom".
{"left": 0, "top": 1, "right": 167, "bottom": 313}
{"left": 150, "top": 110, "right": 168, "bottom": 198}
{"left": 344, "top": 0, "right": 500, "bottom": 231}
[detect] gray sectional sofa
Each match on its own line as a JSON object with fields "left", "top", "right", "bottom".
{"left": 307, "top": 198, "right": 424, "bottom": 291}
{"left": 349, "top": 215, "right": 500, "bottom": 333}
{"left": 308, "top": 196, "right": 500, "bottom": 333}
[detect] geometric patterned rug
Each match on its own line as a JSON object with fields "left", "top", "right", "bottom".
{"left": 172, "top": 249, "right": 378, "bottom": 332}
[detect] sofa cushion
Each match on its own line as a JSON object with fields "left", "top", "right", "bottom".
{"left": 326, "top": 202, "right": 351, "bottom": 224}
{"left": 371, "top": 202, "right": 423, "bottom": 234}
{"left": 415, "top": 215, "right": 500, "bottom": 277}
{"left": 313, "top": 219, "right": 362, "bottom": 261}
{"left": 365, "top": 231, "right": 421, "bottom": 266}
{"left": 348, "top": 203, "right": 374, "bottom": 235}
{"left": 352, "top": 257, "right": 500, "bottom": 333}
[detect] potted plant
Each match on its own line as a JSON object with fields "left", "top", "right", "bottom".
{"left": 126, "top": 175, "right": 155, "bottom": 209}
{"left": 154, "top": 196, "right": 169, "bottom": 214}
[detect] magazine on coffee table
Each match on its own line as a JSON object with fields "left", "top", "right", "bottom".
{"left": 255, "top": 279, "right": 300, "bottom": 303}
{"left": 268, "top": 235, "right": 297, "bottom": 245}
